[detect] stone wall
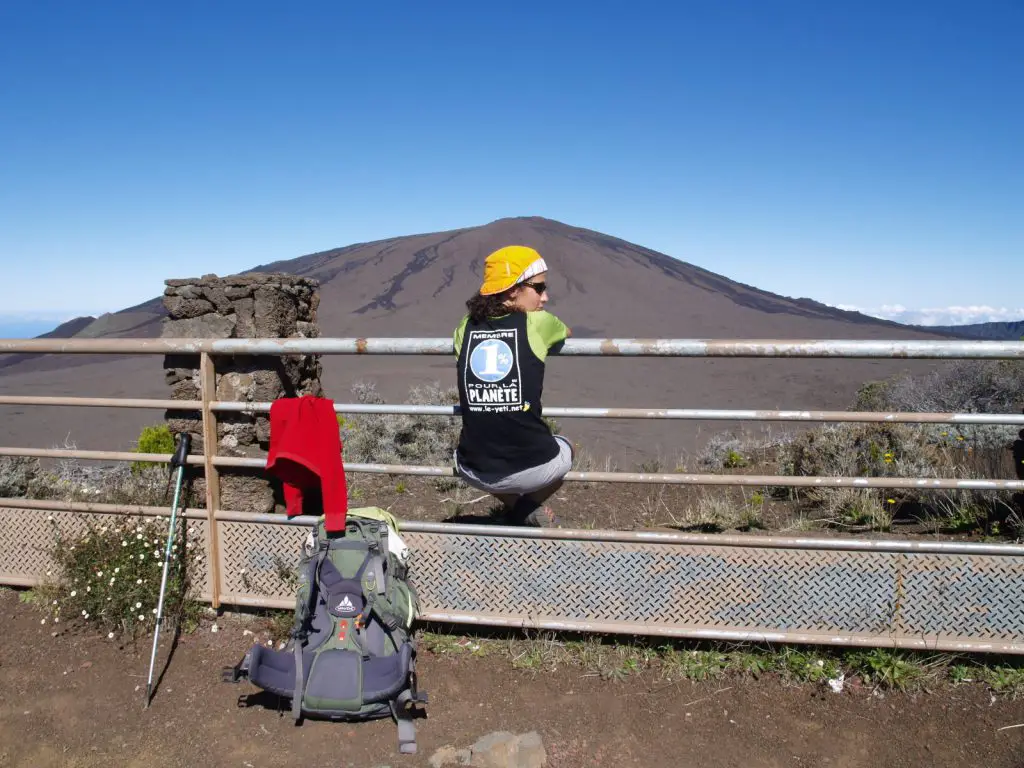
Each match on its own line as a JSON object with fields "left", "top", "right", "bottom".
{"left": 162, "top": 273, "right": 323, "bottom": 513}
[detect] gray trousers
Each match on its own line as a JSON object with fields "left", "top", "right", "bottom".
{"left": 454, "top": 435, "right": 574, "bottom": 495}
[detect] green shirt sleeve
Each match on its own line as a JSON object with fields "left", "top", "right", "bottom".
{"left": 453, "top": 315, "right": 469, "bottom": 358}
{"left": 526, "top": 310, "right": 570, "bottom": 362}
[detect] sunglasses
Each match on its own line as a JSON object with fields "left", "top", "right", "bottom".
{"left": 521, "top": 281, "right": 547, "bottom": 295}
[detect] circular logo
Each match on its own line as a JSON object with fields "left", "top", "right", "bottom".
{"left": 469, "top": 339, "right": 514, "bottom": 382}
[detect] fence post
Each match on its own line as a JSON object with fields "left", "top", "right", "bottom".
{"left": 200, "top": 352, "right": 222, "bottom": 609}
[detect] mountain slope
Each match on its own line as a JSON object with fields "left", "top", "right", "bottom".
{"left": 0, "top": 216, "right": 952, "bottom": 460}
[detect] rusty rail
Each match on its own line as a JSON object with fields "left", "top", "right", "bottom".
{"left": 2, "top": 336, "right": 1024, "bottom": 358}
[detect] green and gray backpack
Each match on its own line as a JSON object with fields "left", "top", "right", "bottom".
{"left": 224, "top": 508, "right": 426, "bottom": 754}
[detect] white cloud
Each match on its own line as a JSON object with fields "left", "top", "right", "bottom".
{"left": 831, "top": 304, "right": 1024, "bottom": 327}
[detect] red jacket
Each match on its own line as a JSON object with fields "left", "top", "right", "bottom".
{"left": 266, "top": 395, "right": 347, "bottom": 532}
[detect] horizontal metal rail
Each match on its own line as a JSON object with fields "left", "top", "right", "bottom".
{"left": 9, "top": 498, "right": 1023, "bottom": 555}
{"left": 2, "top": 336, "right": 1023, "bottom": 358}
{"left": 212, "top": 400, "right": 1024, "bottom": 425}
{"left": 0, "top": 395, "right": 200, "bottom": 410}
{"left": 3, "top": 394, "right": 1021, "bottom": 426}
{"left": 3, "top": 446, "right": 1022, "bottom": 490}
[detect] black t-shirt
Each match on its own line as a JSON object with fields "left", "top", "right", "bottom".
{"left": 454, "top": 311, "right": 563, "bottom": 476}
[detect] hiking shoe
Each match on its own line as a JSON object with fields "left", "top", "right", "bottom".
{"left": 522, "top": 506, "right": 559, "bottom": 528}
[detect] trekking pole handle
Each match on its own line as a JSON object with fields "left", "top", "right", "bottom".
{"left": 171, "top": 432, "right": 192, "bottom": 470}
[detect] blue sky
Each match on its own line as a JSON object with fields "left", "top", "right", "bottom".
{"left": 1, "top": 0, "right": 1022, "bottom": 335}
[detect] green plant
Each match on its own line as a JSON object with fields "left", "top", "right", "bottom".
{"left": 982, "top": 665, "right": 1024, "bottom": 697}
{"left": 845, "top": 649, "right": 924, "bottom": 691}
{"left": 132, "top": 424, "right": 176, "bottom": 473}
{"left": 395, "top": 480, "right": 407, "bottom": 494}
{"left": 779, "top": 649, "right": 840, "bottom": 684}
{"left": 543, "top": 416, "right": 562, "bottom": 435}
{"left": 39, "top": 515, "right": 201, "bottom": 639}
{"left": 723, "top": 450, "right": 748, "bottom": 469}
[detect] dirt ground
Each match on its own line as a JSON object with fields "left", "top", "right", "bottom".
{"left": 3, "top": 590, "right": 1024, "bottom": 768}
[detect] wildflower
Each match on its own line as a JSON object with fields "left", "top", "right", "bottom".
{"left": 114, "top": 567, "right": 120, "bottom": 574}
{"left": 109, "top": 578, "right": 115, "bottom": 585}
{"left": 121, "top": 541, "right": 128, "bottom": 547}
{"left": 86, "top": 586, "right": 91, "bottom": 593}
{"left": 135, "top": 602, "right": 142, "bottom": 609}
{"left": 70, "top": 590, "right": 77, "bottom": 597}
{"left": 956, "top": 436, "right": 965, "bottom": 442}
{"left": 211, "top": 624, "right": 219, "bottom": 633}
{"left": 52, "top": 600, "right": 58, "bottom": 606}
{"left": 107, "top": 597, "right": 112, "bottom": 601}
{"left": 887, "top": 499, "right": 896, "bottom": 505}
{"left": 136, "top": 533, "right": 143, "bottom": 540}
{"left": 152, "top": 608, "right": 157, "bottom": 614}
{"left": 140, "top": 553, "right": 146, "bottom": 560}
{"left": 107, "top": 632, "right": 114, "bottom": 639}
{"left": 41, "top": 618, "right": 46, "bottom": 625}
{"left": 81, "top": 610, "right": 88, "bottom": 617}
{"left": 97, "top": 571, "right": 103, "bottom": 578}
{"left": 135, "top": 526, "right": 142, "bottom": 534}
{"left": 941, "top": 432, "right": 948, "bottom": 437}
{"left": 137, "top": 578, "right": 143, "bottom": 585}
{"left": 54, "top": 617, "right": 59, "bottom": 623}
{"left": 138, "top": 614, "right": 145, "bottom": 621}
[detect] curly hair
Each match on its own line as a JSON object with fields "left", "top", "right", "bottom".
{"left": 465, "top": 290, "right": 516, "bottom": 324}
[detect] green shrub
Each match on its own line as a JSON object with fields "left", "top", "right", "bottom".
{"left": 39, "top": 515, "right": 201, "bottom": 639}
{"left": 0, "top": 455, "right": 41, "bottom": 497}
{"left": 132, "top": 424, "right": 176, "bottom": 473}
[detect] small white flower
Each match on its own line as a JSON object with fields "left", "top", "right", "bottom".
{"left": 135, "top": 526, "right": 142, "bottom": 534}
{"left": 70, "top": 590, "right": 77, "bottom": 597}
{"left": 138, "top": 614, "right": 145, "bottom": 621}
{"left": 107, "top": 632, "right": 114, "bottom": 639}
{"left": 114, "top": 567, "right": 120, "bottom": 574}
{"left": 211, "top": 624, "right": 219, "bottom": 633}
{"left": 106, "top": 597, "right": 112, "bottom": 601}
{"left": 137, "top": 578, "right": 143, "bottom": 585}
{"left": 135, "top": 602, "right": 142, "bottom": 609}
{"left": 86, "top": 586, "right": 91, "bottom": 593}
{"left": 109, "top": 578, "right": 115, "bottom": 585}
{"left": 47, "top": 515, "right": 54, "bottom": 521}
{"left": 83, "top": 612, "right": 89, "bottom": 619}
{"left": 122, "top": 541, "right": 128, "bottom": 547}
{"left": 136, "top": 533, "right": 143, "bottom": 540}
{"left": 97, "top": 571, "right": 103, "bottom": 578}
{"left": 53, "top": 617, "right": 59, "bottom": 623}
{"left": 52, "top": 600, "right": 58, "bottom": 606}
{"left": 41, "top": 618, "right": 46, "bottom": 625}
{"left": 151, "top": 608, "right": 157, "bottom": 614}
{"left": 140, "top": 553, "right": 146, "bottom": 559}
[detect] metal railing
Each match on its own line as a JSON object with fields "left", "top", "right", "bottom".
{"left": 2, "top": 335, "right": 1023, "bottom": 653}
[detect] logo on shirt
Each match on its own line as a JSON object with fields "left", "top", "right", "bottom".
{"left": 464, "top": 328, "right": 523, "bottom": 412}
{"left": 469, "top": 339, "right": 514, "bottom": 382}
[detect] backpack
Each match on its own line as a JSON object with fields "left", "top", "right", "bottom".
{"left": 223, "top": 507, "right": 427, "bottom": 754}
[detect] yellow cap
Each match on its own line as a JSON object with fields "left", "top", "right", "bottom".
{"left": 479, "top": 245, "right": 548, "bottom": 296}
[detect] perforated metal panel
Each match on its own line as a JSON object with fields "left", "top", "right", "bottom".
{"left": 0, "top": 506, "right": 211, "bottom": 599}
{"left": 405, "top": 531, "right": 1024, "bottom": 650}
{"left": 6, "top": 506, "right": 1024, "bottom": 653}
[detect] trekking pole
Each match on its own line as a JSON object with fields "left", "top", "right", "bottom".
{"left": 145, "top": 432, "right": 191, "bottom": 708}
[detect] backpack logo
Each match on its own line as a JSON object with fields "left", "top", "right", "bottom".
{"left": 335, "top": 596, "right": 356, "bottom": 614}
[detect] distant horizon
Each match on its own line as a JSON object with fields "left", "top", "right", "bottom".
{"left": 1, "top": 209, "right": 1023, "bottom": 336}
